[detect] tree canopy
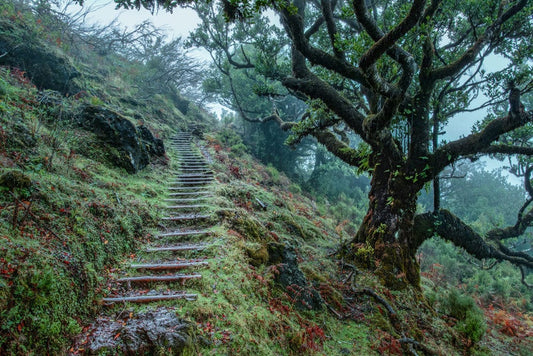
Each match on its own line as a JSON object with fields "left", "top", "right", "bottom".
{"left": 107, "top": 0, "right": 533, "bottom": 289}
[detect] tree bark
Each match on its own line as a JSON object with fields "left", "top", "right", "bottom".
{"left": 348, "top": 158, "right": 421, "bottom": 289}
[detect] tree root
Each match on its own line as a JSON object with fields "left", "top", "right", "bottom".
{"left": 349, "top": 286, "right": 439, "bottom": 355}
{"left": 399, "top": 337, "right": 438, "bottom": 356}
{"left": 352, "top": 287, "right": 400, "bottom": 330}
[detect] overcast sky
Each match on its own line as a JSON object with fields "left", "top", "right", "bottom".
{"left": 81, "top": 0, "right": 200, "bottom": 38}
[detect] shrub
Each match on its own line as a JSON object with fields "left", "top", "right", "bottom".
{"left": 440, "top": 289, "right": 486, "bottom": 345}
{"left": 265, "top": 164, "right": 280, "bottom": 185}
{"left": 456, "top": 310, "right": 486, "bottom": 344}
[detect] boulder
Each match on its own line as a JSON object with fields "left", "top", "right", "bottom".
{"left": 79, "top": 105, "right": 165, "bottom": 173}
{"left": 84, "top": 308, "right": 195, "bottom": 355}
{"left": 137, "top": 125, "right": 165, "bottom": 157}
{"left": 268, "top": 242, "right": 323, "bottom": 310}
{"left": 0, "top": 20, "right": 80, "bottom": 95}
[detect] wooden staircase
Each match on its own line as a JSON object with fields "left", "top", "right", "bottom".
{"left": 103, "top": 131, "right": 215, "bottom": 304}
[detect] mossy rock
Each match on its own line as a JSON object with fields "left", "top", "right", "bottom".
{"left": 228, "top": 212, "right": 268, "bottom": 241}
{"left": 246, "top": 243, "right": 269, "bottom": 267}
{"left": 0, "top": 170, "right": 31, "bottom": 190}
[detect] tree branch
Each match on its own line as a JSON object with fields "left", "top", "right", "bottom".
{"left": 282, "top": 75, "right": 366, "bottom": 138}
{"left": 358, "top": 0, "right": 426, "bottom": 71}
{"left": 429, "top": 0, "right": 528, "bottom": 81}
{"left": 320, "top": 0, "right": 343, "bottom": 59}
{"left": 480, "top": 145, "right": 533, "bottom": 156}
{"left": 413, "top": 210, "right": 533, "bottom": 271}
{"left": 432, "top": 88, "right": 532, "bottom": 175}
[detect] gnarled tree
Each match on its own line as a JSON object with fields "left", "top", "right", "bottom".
{"left": 105, "top": 0, "right": 533, "bottom": 289}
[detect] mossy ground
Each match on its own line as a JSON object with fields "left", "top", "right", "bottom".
{"left": 96, "top": 134, "right": 457, "bottom": 356}
{"left": 0, "top": 60, "right": 184, "bottom": 354}
{"left": 1, "top": 2, "right": 531, "bottom": 352}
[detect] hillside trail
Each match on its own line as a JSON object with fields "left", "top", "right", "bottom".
{"left": 71, "top": 131, "right": 217, "bottom": 354}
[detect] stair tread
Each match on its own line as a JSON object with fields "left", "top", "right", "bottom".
{"left": 157, "top": 229, "right": 211, "bottom": 237}
{"left": 162, "top": 214, "right": 211, "bottom": 220}
{"left": 146, "top": 244, "right": 207, "bottom": 252}
{"left": 166, "top": 204, "right": 209, "bottom": 208}
{"left": 168, "top": 192, "right": 211, "bottom": 196}
{"left": 102, "top": 293, "right": 197, "bottom": 303}
{"left": 115, "top": 274, "right": 202, "bottom": 282}
{"left": 131, "top": 261, "right": 209, "bottom": 269}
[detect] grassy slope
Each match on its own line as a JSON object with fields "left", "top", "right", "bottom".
{"left": 0, "top": 64, "right": 184, "bottom": 354}
{"left": 0, "top": 3, "right": 531, "bottom": 355}
{"left": 160, "top": 135, "right": 450, "bottom": 356}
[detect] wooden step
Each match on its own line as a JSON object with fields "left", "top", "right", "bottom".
{"left": 164, "top": 197, "right": 209, "bottom": 203}
{"left": 130, "top": 261, "right": 208, "bottom": 270}
{"left": 178, "top": 170, "right": 212, "bottom": 174}
{"left": 157, "top": 229, "right": 211, "bottom": 238}
{"left": 168, "top": 187, "right": 209, "bottom": 191}
{"left": 162, "top": 214, "right": 210, "bottom": 221}
{"left": 170, "top": 181, "right": 211, "bottom": 185}
{"left": 115, "top": 274, "right": 202, "bottom": 283}
{"left": 102, "top": 293, "right": 197, "bottom": 303}
{"left": 175, "top": 174, "right": 213, "bottom": 178}
{"left": 168, "top": 191, "right": 211, "bottom": 196}
{"left": 146, "top": 243, "right": 207, "bottom": 252}
{"left": 170, "top": 179, "right": 213, "bottom": 184}
{"left": 166, "top": 204, "right": 209, "bottom": 209}
{"left": 175, "top": 173, "right": 213, "bottom": 176}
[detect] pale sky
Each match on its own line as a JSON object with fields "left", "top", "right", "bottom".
{"left": 81, "top": 0, "right": 200, "bottom": 38}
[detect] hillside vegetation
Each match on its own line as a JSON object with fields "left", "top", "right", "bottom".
{"left": 0, "top": 1, "right": 532, "bottom": 355}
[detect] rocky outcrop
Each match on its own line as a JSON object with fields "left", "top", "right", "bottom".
{"left": 137, "top": 125, "right": 165, "bottom": 157}
{"left": 268, "top": 242, "right": 323, "bottom": 310}
{"left": 79, "top": 105, "right": 165, "bottom": 173}
{"left": 0, "top": 20, "right": 80, "bottom": 95}
{"left": 82, "top": 308, "right": 195, "bottom": 355}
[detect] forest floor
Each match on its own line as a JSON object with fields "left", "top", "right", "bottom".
{"left": 68, "top": 132, "right": 533, "bottom": 356}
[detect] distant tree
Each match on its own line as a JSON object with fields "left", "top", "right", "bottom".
{"left": 106, "top": 0, "right": 533, "bottom": 289}
{"left": 189, "top": 2, "right": 316, "bottom": 178}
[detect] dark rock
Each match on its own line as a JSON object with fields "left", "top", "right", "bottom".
{"left": 137, "top": 125, "right": 165, "bottom": 156}
{"left": 6, "top": 122, "right": 37, "bottom": 149}
{"left": 79, "top": 105, "right": 165, "bottom": 173}
{"left": 83, "top": 308, "right": 195, "bottom": 355}
{"left": 0, "top": 21, "right": 80, "bottom": 95}
{"left": 0, "top": 170, "right": 31, "bottom": 191}
{"left": 191, "top": 125, "right": 204, "bottom": 139}
{"left": 267, "top": 242, "right": 323, "bottom": 310}
{"left": 168, "top": 90, "right": 190, "bottom": 114}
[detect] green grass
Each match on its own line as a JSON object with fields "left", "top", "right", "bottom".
{"left": 0, "top": 63, "right": 179, "bottom": 354}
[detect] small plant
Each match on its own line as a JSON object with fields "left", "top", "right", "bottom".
{"left": 440, "top": 289, "right": 486, "bottom": 346}
{"left": 0, "top": 170, "right": 32, "bottom": 229}
{"left": 89, "top": 96, "right": 103, "bottom": 105}
{"left": 265, "top": 164, "right": 280, "bottom": 185}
